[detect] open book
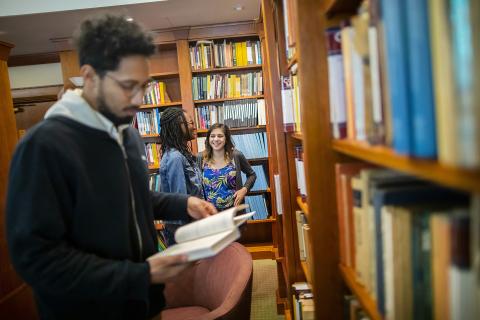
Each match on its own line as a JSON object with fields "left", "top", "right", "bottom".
{"left": 154, "top": 205, "right": 254, "bottom": 261}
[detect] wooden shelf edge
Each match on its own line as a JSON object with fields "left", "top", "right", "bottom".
{"left": 332, "top": 139, "right": 480, "bottom": 194}
{"left": 339, "top": 265, "right": 382, "bottom": 320}
{"left": 247, "top": 218, "right": 276, "bottom": 224}
{"left": 192, "top": 64, "right": 262, "bottom": 74}
{"left": 291, "top": 131, "right": 303, "bottom": 141}
{"left": 296, "top": 196, "right": 309, "bottom": 216}
{"left": 244, "top": 242, "right": 275, "bottom": 260}
{"left": 141, "top": 134, "right": 160, "bottom": 138}
{"left": 300, "top": 261, "right": 311, "bottom": 284}
{"left": 193, "top": 95, "right": 264, "bottom": 104}
{"left": 150, "top": 71, "right": 179, "bottom": 78}
{"left": 140, "top": 102, "right": 182, "bottom": 109}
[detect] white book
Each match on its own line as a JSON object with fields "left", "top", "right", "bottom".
{"left": 154, "top": 205, "right": 254, "bottom": 261}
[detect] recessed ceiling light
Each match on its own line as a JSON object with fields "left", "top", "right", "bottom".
{"left": 126, "top": 17, "right": 134, "bottom": 22}
{"left": 234, "top": 5, "right": 244, "bottom": 11}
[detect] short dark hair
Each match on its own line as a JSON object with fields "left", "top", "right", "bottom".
{"left": 203, "top": 123, "right": 235, "bottom": 163}
{"left": 74, "top": 14, "right": 155, "bottom": 76}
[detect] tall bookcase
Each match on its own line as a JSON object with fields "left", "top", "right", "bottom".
{"left": 263, "top": 0, "right": 480, "bottom": 319}
{"left": 188, "top": 35, "right": 274, "bottom": 257}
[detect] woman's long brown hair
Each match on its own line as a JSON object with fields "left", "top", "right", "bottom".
{"left": 203, "top": 123, "right": 235, "bottom": 164}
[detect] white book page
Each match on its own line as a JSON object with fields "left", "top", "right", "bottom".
{"left": 172, "top": 204, "right": 247, "bottom": 243}
{"left": 234, "top": 211, "right": 255, "bottom": 226}
{"left": 175, "top": 207, "right": 236, "bottom": 243}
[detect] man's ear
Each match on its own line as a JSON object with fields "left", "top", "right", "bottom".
{"left": 80, "top": 65, "right": 98, "bottom": 87}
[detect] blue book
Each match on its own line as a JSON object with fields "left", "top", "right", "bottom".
{"left": 380, "top": 0, "right": 412, "bottom": 154}
{"left": 372, "top": 185, "right": 468, "bottom": 315}
{"left": 405, "top": 0, "right": 437, "bottom": 158}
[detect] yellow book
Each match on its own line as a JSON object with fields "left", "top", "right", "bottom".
{"left": 235, "top": 42, "right": 242, "bottom": 66}
{"left": 159, "top": 82, "right": 165, "bottom": 104}
{"left": 241, "top": 41, "right": 247, "bottom": 66}
{"left": 207, "top": 75, "right": 211, "bottom": 99}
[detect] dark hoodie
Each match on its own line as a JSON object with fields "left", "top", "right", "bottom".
{"left": 6, "top": 90, "right": 189, "bottom": 319}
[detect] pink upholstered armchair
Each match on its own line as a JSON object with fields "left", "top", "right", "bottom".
{"left": 161, "top": 242, "right": 253, "bottom": 320}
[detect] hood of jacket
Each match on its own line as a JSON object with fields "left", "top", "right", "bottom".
{"left": 44, "top": 89, "right": 129, "bottom": 145}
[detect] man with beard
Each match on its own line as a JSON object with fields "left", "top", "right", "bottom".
{"left": 5, "top": 14, "right": 216, "bottom": 320}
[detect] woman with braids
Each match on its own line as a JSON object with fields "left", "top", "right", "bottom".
{"left": 159, "top": 107, "right": 204, "bottom": 244}
{"left": 197, "top": 123, "right": 256, "bottom": 211}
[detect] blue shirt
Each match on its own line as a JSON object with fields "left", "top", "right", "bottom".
{"left": 159, "top": 148, "right": 203, "bottom": 198}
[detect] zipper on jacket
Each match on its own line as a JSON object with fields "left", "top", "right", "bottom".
{"left": 120, "top": 144, "right": 143, "bottom": 261}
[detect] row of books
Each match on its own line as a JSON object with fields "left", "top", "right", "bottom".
{"left": 190, "top": 39, "right": 262, "bottom": 70}
{"left": 335, "top": 163, "right": 480, "bottom": 319}
{"left": 142, "top": 81, "right": 171, "bottom": 105}
{"left": 192, "top": 72, "right": 263, "bottom": 101}
{"left": 194, "top": 99, "right": 266, "bottom": 130}
{"left": 148, "top": 173, "right": 161, "bottom": 192}
{"left": 281, "top": 74, "right": 302, "bottom": 132}
{"left": 197, "top": 132, "right": 268, "bottom": 159}
{"left": 145, "top": 143, "right": 161, "bottom": 168}
{"left": 133, "top": 109, "right": 162, "bottom": 136}
{"left": 245, "top": 195, "right": 269, "bottom": 220}
{"left": 292, "top": 282, "right": 314, "bottom": 320}
{"left": 325, "top": 0, "right": 480, "bottom": 167}
{"left": 241, "top": 165, "right": 269, "bottom": 192}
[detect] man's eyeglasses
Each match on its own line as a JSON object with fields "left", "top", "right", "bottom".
{"left": 105, "top": 73, "right": 153, "bottom": 98}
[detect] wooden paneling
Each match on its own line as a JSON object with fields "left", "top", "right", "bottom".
{"left": 8, "top": 52, "right": 60, "bottom": 67}
{"left": 150, "top": 47, "right": 179, "bottom": 74}
{"left": 59, "top": 51, "right": 80, "bottom": 90}
{"left": 295, "top": 0, "right": 343, "bottom": 318}
{"left": 15, "top": 101, "right": 55, "bottom": 135}
{"left": 0, "top": 41, "right": 38, "bottom": 319}
{"left": 11, "top": 85, "right": 62, "bottom": 105}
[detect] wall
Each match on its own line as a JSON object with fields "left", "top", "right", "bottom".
{"left": 8, "top": 63, "right": 63, "bottom": 89}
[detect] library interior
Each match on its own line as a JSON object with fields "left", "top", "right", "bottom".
{"left": 0, "top": 0, "right": 479, "bottom": 319}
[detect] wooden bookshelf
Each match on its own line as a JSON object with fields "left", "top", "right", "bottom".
{"left": 150, "top": 71, "right": 180, "bottom": 78}
{"left": 339, "top": 265, "right": 382, "bottom": 320}
{"left": 193, "top": 95, "right": 264, "bottom": 104}
{"left": 300, "top": 261, "right": 311, "bottom": 284}
{"left": 191, "top": 64, "right": 262, "bottom": 74}
{"left": 141, "top": 134, "right": 160, "bottom": 138}
{"left": 139, "top": 101, "right": 182, "bottom": 109}
{"left": 296, "top": 196, "right": 309, "bottom": 216}
{"left": 287, "top": 53, "right": 297, "bottom": 71}
{"left": 291, "top": 131, "right": 303, "bottom": 141}
{"left": 244, "top": 242, "right": 275, "bottom": 259}
{"left": 247, "top": 218, "right": 276, "bottom": 224}
{"left": 248, "top": 189, "right": 271, "bottom": 196}
{"left": 332, "top": 139, "right": 480, "bottom": 194}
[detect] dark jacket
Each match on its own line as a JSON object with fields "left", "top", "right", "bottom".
{"left": 6, "top": 116, "right": 189, "bottom": 320}
{"left": 196, "top": 149, "right": 257, "bottom": 192}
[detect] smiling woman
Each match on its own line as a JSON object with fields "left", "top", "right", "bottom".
{"left": 197, "top": 123, "right": 257, "bottom": 211}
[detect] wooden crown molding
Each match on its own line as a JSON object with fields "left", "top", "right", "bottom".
{"left": 11, "top": 85, "right": 62, "bottom": 105}
{"left": 0, "top": 41, "right": 15, "bottom": 61}
{"left": 8, "top": 52, "right": 60, "bottom": 67}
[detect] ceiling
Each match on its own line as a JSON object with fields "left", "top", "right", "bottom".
{"left": 0, "top": 0, "right": 261, "bottom": 56}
